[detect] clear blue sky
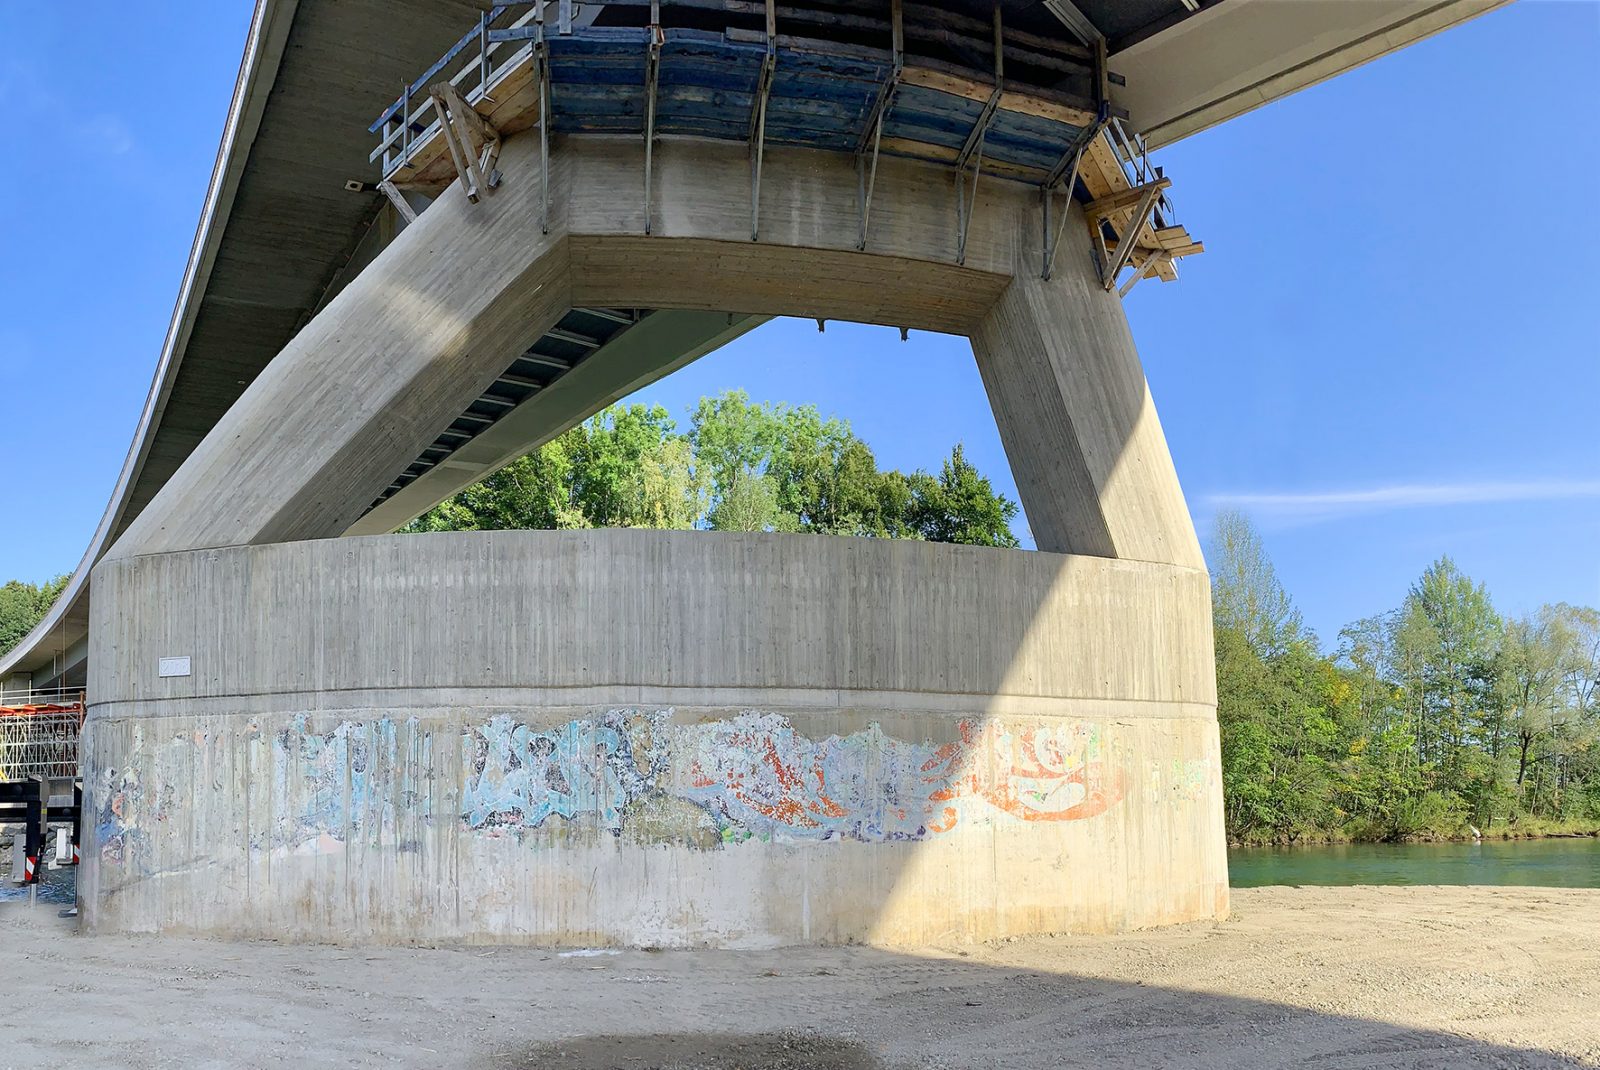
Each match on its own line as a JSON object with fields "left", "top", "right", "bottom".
{"left": 1, "top": 2, "right": 1595, "bottom": 644}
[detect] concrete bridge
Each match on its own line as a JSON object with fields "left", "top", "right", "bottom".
{"left": 3, "top": 0, "right": 1502, "bottom": 946}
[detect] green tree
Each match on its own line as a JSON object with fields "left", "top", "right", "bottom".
{"left": 707, "top": 470, "right": 784, "bottom": 533}
{"left": 1208, "top": 508, "right": 1305, "bottom": 656}
{"left": 405, "top": 391, "right": 1018, "bottom": 548}
{"left": 0, "top": 575, "right": 69, "bottom": 657}
{"left": 406, "top": 434, "right": 582, "bottom": 532}
{"left": 905, "top": 445, "right": 1020, "bottom": 548}
{"left": 569, "top": 403, "right": 700, "bottom": 528}
{"left": 1394, "top": 556, "right": 1501, "bottom": 811}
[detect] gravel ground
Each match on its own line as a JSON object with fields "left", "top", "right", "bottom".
{"left": 1, "top": 885, "right": 1595, "bottom": 1069}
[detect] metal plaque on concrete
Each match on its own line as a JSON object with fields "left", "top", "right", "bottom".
{"left": 158, "top": 656, "right": 192, "bottom": 678}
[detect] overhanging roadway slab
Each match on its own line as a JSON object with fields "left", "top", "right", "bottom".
{"left": 1109, "top": 0, "right": 1510, "bottom": 148}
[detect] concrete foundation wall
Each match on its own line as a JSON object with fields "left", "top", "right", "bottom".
{"left": 84, "top": 531, "right": 1227, "bottom": 946}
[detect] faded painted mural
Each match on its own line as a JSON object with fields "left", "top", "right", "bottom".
{"left": 96, "top": 709, "right": 1129, "bottom": 869}
{"left": 461, "top": 711, "right": 1123, "bottom": 844}
{"left": 96, "top": 717, "right": 437, "bottom": 865}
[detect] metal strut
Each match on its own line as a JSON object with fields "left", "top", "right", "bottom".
{"left": 856, "top": 0, "right": 902, "bottom": 251}
{"left": 643, "top": 2, "right": 662, "bottom": 235}
{"left": 954, "top": 4, "right": 1003, "bottom": 266}
{"left": 1039, "top": 116, "right": 1105, "bottom": 280}
{"left": 1040, "top": 23, "right": 1111, "bottom": 280}
{"left": 536, "top": 8, "right": 552, "bottom": 234}
{"left": 749, "top": 0, "right": 776, "bottom": 242}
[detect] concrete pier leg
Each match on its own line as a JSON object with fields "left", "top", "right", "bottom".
{"left": 970, "top": 219, "right": 1203, "bottom": 570}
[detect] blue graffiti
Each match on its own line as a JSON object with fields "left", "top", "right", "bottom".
{"left": 461, "top": 712, "right": 661, "bottom": 832}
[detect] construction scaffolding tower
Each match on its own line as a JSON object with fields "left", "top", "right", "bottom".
{"left": 0, "top": 695, "right": 83, "bottom": 781}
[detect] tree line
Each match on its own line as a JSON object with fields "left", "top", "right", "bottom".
{"left": 0, "top": 575, "right": 67, "bottom": 659}
{"left": 1211, "top": 509, "right": 1600, "bottom": 844}
{"left": 404, "top": 390, "right": 1021, "bottom": 546}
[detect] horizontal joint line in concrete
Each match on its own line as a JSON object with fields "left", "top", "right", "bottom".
{"left": 88, "top": 685, "right": 1218, "bottom": 722}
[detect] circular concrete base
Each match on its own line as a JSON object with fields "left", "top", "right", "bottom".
{"left": 84, "top": 530, "right": 1227, "bottom": 945}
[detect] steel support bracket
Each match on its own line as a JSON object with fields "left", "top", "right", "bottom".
{"left": 954, "top": 4, "right": 1003, "bottom": 266}
{"left": 749, "top": 1, "right": 777, "bottom": 242}
{"left": 644, "top": 15, "right": 663, "bottom": 235}
{"left": 536, "top": 22, "right": 552, "bottom": 234}
{"left": 1039, "top": 112, "right": 1106, "bottom": 280}
{"left": 856, "top": 0, "right": 903, "bottom": 251}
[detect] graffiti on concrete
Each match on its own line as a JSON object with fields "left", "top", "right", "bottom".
{"left": 272, "top": 715, "right": 433, "bottom": 855}
{"left": 464, "top": 711, "right": 1125, "bottom": 843}
{"left": 923, "top": 719, "right": 1123, "bottom": 828}
{"left": 461, "top": 712, "right": 665, "bottom": 833}
{"left": 95, "top": 724, "right": 193, "bottom": 867}
{"left": 677, "top": 716, "right": 936, "bottom": 842}
{"left": 95, "top": 716, "right": 435, "bottom": 867}
{"left": 95, "top": 709, "right": 1132, "bottom": 872}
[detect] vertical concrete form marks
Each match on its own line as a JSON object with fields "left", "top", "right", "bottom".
{"left": 83, "top": 532, "right": 1227, "bottom": 945}
{"left": 971, "top": 204, "right": 1204, "bottom": 570}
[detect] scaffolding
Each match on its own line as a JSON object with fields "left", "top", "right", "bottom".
{"left": 366, "top": 1, "right": 1202, "bottom": 295}
{"left": 0, "top": 696, "right": 82, "bottom": 781}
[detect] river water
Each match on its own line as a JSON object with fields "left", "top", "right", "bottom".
{"left": 1229, "top": 837, "right": 1600, "bottom": 888}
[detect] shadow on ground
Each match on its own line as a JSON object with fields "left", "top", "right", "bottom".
{"left": 2, "top": 887, "right": 1594, "bottom": 1070}
{"left": 483, "top": 973, "right": 1585, "bottom": 1070}
{"left": 500, "top": 1033, "right": 883, "bottom": 1070}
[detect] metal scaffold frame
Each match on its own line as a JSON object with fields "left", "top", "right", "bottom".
{"left": 0, "top": 698, "right": 82, "bottom": 781}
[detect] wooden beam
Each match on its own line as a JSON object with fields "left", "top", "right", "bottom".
{"left": 1118, "top": 252, "right": 1170, "bottom": 297}
{"left": 431, "top": 86, "right": 480, "bottom": 202}
{"left": 1099, "top": 181, "right": 1163, "bottom": 290}
{"left": 1084, "top": 178, "right": 1171, "bottom": 223}
{"left": 899, "top": 66, "right": 1095, "bottom": 128}
{"left": 378, "top": 180, "right": 420, "bottom": 224}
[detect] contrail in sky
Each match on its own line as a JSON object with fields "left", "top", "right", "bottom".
{"left": 1205, "top": 479, "right": 1600, "bottom": 524}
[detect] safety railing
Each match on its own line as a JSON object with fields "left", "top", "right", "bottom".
{"left": 370, "top": 3, "right": 547, "bottom": 177}
{"left": 1105, "top": 116, "right": 1176, "bottom": 230}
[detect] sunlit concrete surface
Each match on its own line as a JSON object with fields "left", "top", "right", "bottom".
{"left": 85, "top": 531, "right": 1224, "bottom": 945}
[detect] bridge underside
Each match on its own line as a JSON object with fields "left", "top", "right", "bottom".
{"left": 0, "top": 0, "right": 1505, "bottom": 698}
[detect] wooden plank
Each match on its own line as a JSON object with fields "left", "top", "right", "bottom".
{"left": 378, "top": 181, "right": 420, "bottom": 224}
{"left": 1078, "top": 131, "right": 1127, "bottom": 198}
{"left": 899, "top": 66, "right": 1094, "bottom": 128}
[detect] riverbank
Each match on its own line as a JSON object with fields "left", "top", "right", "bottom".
{"left": 1231, "top": 819, "right": 1600, "bottom": 848}
{"left": 2, "top": 885, "right": 1595, "bottom": 1068}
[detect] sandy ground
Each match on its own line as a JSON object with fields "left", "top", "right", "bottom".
{"left": 0, "top": 886, "right": 1595, "bottom": 1069}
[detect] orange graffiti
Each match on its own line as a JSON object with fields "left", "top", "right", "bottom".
{"left": 688, "top": 728, "right": 848, "bottom": 830}
{"left": 922, "top": 720, "right": 1123, "bottom": 826}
